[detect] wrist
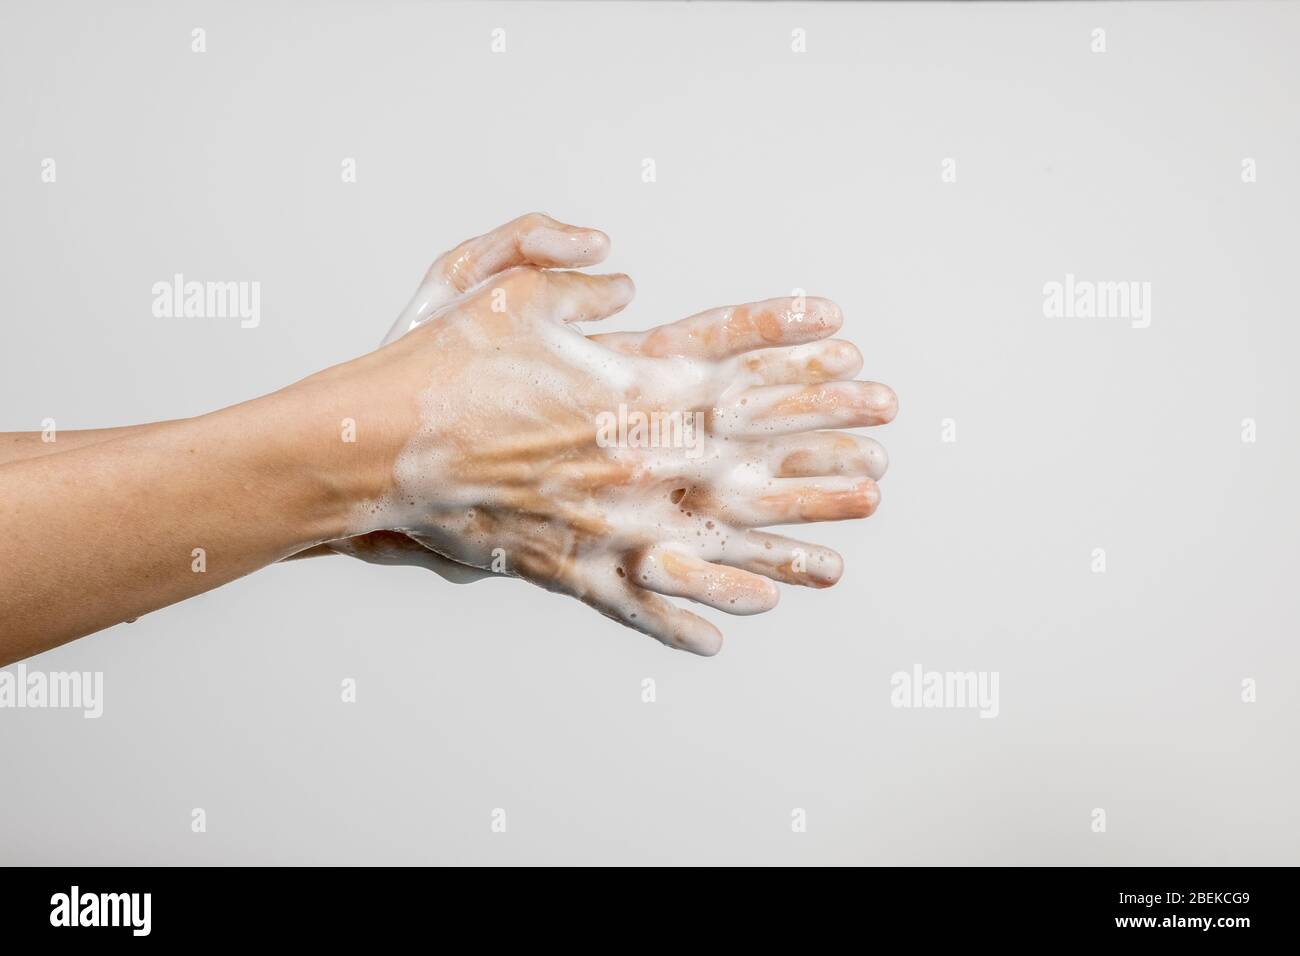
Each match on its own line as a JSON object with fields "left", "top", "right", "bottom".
{"left": 257, "top": 357, "right": 417, "bottom": 543}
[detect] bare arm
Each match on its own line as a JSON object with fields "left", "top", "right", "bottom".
{"left": 0, "top": 374, "right": 394, "bottom": 664}
{"left": 0, "top": 423, "right": 174, "bottom": 466}
{"left": 0, "top": 215, "right": 625, "bottom": 568}
{"left": 0, "top": 424, "right": 356, "bottom": 566}
{"left": 1, "top": 216, "right": 894, "bottom": 663}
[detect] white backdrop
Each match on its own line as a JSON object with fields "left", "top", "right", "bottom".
{"left": 1, "top": 0, "right": 1296, "bottom": 864}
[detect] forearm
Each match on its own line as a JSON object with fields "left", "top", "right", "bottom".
{"left": 0, "top": 426, "right": 352, "bottom": 562}
{"left": 0, "top": 422, "right": 177, "bottom": 466}
{"left": 0, "top": 380, "right": 383, "bottom": 663}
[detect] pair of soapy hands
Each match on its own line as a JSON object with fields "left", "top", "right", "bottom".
{"left": 322, "top": 214, "right": 896, "bottom": 655}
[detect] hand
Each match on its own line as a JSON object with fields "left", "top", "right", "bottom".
{"left": 321, "top": 255, "right": 896, "bottom": 655}
{"left": 0, "top": 215, "right": 893, "bottom": 659}
{"left": 318, "top": 213, "right": 615, "bottom": 580}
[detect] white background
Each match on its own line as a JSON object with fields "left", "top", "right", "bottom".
{"left": 1, "top": 0, "right": 1296, "bottom": 864}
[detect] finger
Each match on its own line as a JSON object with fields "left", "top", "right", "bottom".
{"left": 720, "top": 476, "right": 880, "bottom": 526}
{"left": 384, "top": 212, "right": 611, "bottom": 343}
{"left": 439, "top": 212, "right": 611, "bottom": 290}
{"left": 733, "top": 339, "right": 863, "bottom": 386}
{"left": 590, "top": 296, "right": 842, "bottom": 359}
{"left": 712, "top": 381, "right": 898, "bottom": 436}
{"left": 627, "top": 544, "right": 779, "bottom": 615}
{"left": 583, "top": 574, "right": 724, "bottom": 656}
{"left": 708, "top": 531, "right": 844, "bottom": 588}
{"left": 764, "top": 431, "right": 889, "bottom": 480}
{"left": 546, "top": 271, "right": 637, "bottom": 323}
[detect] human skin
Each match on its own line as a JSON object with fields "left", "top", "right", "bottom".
{"left": 0, "top": 215, "right": 895, "bottom": 663}
{"left": 0, "top": 216, "right": 665, "bottom": 578}
{"left": 0, "top": 216, "right": 628, "bottom": 582}
{"left": 0, "top": 216, "right": 622, "bottom": 582}
{"left": 2, "top": 215, "right": 892, "bottom": 583}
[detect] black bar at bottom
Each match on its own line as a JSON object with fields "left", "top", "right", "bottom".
{"left": 0, "top": 865, "right": 1286, "bottom": 942}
